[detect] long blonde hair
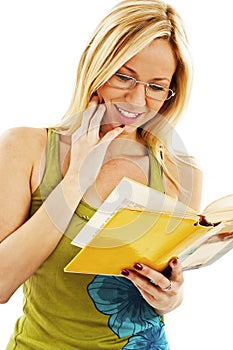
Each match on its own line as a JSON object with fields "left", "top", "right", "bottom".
{"left": 56, "top": 0, "right": 192, "bottom": 130}
{"left": 55, "top": 0, "right": 195, "bottom": 201}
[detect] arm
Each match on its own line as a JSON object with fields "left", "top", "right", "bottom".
{"left": 0, "top": 103, "right": 125, "bottom": 303}
{"left": 0, "top": 127, "right": 80, "bottom": 302}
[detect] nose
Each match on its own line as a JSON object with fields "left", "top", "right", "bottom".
{"left": 125, "top": 82, "right": 147, "bottom": 106}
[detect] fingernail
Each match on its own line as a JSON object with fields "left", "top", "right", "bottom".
{"left": 133, "top": 263, "right": 143, "bottom": 270}
{"left": 171, "top": 258, "right": 178, "bottom": 266}
{"left": 121, "top": 269, "right": 130, "bottom": 276}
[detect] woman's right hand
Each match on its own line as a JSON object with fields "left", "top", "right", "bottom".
{"left": 67, "top": 96, "right": 125, "bottom": 195}
{"left": 0, "top": 99, "right": 124, "bottom": 302}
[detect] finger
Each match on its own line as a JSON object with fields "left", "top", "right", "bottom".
{"left": 169, "top": 259, "right": 184, "bottom": 285}
{"left": 136, "top": 284, "right": 162, "bottom": 307}
{"left": 72, "top": 99, "right": 99, "bottom": 144}
{"left": 100, "top": 125, "right": 125, "bottom": 143}
{"left": 86, "top": 95, "right": 102, "bottom": 135}
{"left": 86, "top": 126, "right": 125, "bottom": 164}
{"left": 88, "top": 104, "right": 106, "bottom": 141}
{"left": 121, "top": 269, "right": 170, "bottom": 305}
{"left": 132, "top": 263, "right": 172, "bottom": 291}
{"left": 72, "top": 116, "right": 91, "bottom": 144}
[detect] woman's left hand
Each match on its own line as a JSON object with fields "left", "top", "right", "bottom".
{"left": 121, "top": 258, "right": 184, "bottom": 315}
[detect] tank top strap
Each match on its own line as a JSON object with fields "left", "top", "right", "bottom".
{"left": 31, "top": 129, "right": 62, "bottom": 207}
{"left": 42, "top": 128, "right": 62, "bottom": 189}
{"left": 147, "top": 144, "right": 164, "bottom": 193}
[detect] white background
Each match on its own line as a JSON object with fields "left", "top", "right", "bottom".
{"left": 0, "top": 0, "right": 232, "bottom": 349}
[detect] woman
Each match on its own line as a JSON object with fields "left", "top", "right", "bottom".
{"left": 0, "top": 0, "right": 202, "bottom": 349}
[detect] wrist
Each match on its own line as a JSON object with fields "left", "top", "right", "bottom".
{"left": 43, "top": 176, "right": 82, "bottom": 234}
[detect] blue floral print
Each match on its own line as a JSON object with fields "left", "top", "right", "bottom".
{"left": 123, "top": 326, "right": 168, "bottom": 349}
{"left": 87, "top": 275, "right": 169, "bottom": 349}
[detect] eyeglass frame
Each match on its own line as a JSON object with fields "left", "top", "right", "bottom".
{"left": 107, "top": 72, "right": 176, "bottom": 102}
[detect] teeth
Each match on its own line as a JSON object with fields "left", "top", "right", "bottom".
{"left": 117, "top": 106, "right": 140, "bottom": 119}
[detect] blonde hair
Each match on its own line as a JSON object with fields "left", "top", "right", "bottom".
{"left": 54, "top": 0, "right": 195, "bottom": 202}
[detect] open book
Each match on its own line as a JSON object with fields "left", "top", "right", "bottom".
{"left": 65, "top": 177, "right": 233, "bottom": 276}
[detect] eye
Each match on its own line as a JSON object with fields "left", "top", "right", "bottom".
{"left": 149, "top": 84, "right": 166, "bottom": 92}
{"left": 115, "top": 73, "right": 133, "bottom": 82}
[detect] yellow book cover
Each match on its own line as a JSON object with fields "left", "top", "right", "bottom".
{"left": 65, "top": 178, "right": 233, "bottom": 275}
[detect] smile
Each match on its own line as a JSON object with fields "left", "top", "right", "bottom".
{"left": 115, "top": 105, "right": 143, "bottom": 119}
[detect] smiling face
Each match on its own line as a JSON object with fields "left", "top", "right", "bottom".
{"left": 97, "top": 38, "right": 177, "bottom": 138}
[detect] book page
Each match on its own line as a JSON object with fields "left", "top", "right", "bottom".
{"left": 203, "top": 194, "right": 233, "bottom": 223}
{"left": 180, "top": 221, "right": 233, "bottom": 270}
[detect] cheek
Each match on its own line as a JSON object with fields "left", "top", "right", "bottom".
{"left": 97, "top": 84, "right": 126, "bottom": 103}
{"left": 147, "top": 101, "right": 165, "bottom": 115}
{"left": 97, "top": 85, "right": 111, "bottom": 103}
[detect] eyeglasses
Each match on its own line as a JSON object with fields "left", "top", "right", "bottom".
{"left": 107, "top": 73, "right": 176, "bottom": 102}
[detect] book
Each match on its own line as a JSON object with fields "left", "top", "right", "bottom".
{"left": 64, "top": 177, "right": 233, "bottom": 276}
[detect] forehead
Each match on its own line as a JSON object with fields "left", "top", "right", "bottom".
{"left": 123, "top": 38, "right": 177, "bottom": 80}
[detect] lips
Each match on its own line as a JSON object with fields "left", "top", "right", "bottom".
{"left": 117, "top": 106, "right": 141, "bottom": 118}
{"left": 114, "top": 104, "right": 145, "bottom": 124}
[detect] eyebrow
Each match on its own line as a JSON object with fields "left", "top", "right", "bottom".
{"left": 122, "top": 65, "right": 170, "bottom": 83}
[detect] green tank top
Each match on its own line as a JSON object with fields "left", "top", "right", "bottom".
{"left": 6, "top": 129, "right": 168, "bottom": 350}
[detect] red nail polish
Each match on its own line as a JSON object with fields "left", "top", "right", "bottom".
{"left": 133, "top": 263, "right": 143, "bottom": 270}
{"left": 172, "top": 258, "right": 178, "bottom": 266}
{"left": 121, "top": 269, "right": 129, "bottom": 276}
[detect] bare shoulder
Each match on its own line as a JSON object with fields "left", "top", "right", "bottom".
{"left": 0, "top": 127, "right": 48, "bottom": 193}
{"left": 0, "top": 127, "right": 48, "bottom": 241}
{"left": 0, "top": 127, "right": 47, "bottom": 155}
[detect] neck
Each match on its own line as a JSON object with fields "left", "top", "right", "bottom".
{"left": 106, "top": 133, "right": 147, "bottom": 159}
